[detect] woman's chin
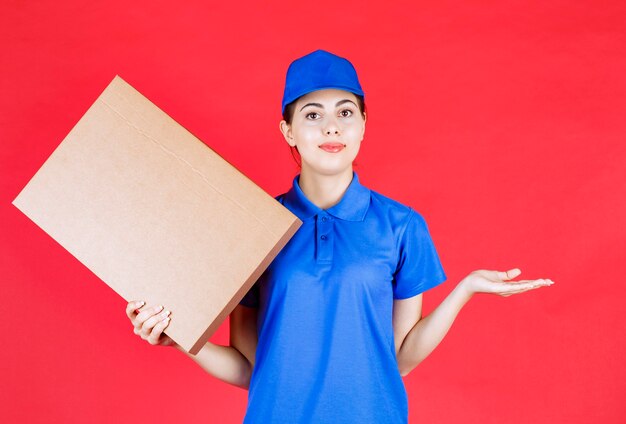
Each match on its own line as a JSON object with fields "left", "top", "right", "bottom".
{"left": 301, "top": 162, "right": 354, "bottom": 177}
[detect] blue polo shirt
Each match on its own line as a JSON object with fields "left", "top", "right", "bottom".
{"left": 239, "top": 172, "right": 446, "bottom": 423}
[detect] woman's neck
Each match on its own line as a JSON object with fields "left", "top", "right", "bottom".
{"left": 298, "top": 167, "right": 354, "bottom": 210}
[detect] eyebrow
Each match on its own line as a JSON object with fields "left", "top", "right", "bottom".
{"left": 299, "top": 99, "right": 357, "bottom": 112}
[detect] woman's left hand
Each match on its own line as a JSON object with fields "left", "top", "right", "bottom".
{"left": 460, "top": 268, "right": 553, "bottom": 297}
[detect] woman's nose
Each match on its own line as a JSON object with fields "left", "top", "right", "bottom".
{"left": 324, "top": 118, "right": 340, "bottom": 135}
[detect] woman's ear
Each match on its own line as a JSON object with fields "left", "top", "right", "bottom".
{"left": 280, "top": 120, "right": 296, "bottom": 147}
{"left": 361, "top": 111, "right": 367, "bottom": 139}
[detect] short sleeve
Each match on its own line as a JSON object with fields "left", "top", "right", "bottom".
{"left": 393, "top": 209, "right": 447, "bottom": 299}
{"left": 239, "top": 282, "right": 259, "bottom": 308}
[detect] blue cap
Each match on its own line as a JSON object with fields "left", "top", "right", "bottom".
{"left": 281, "top": 49, "right": 365, "bottom": 115}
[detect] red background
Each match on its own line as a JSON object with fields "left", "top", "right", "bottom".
{"left": 2, "top": 1, "right": 625, "bottom": 423}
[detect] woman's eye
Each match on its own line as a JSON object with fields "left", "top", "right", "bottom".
{"left": 306, "top": 112, "right": 320, "bottom": 120}
{"left": 339, "top": 109, "right": 353, "bottom": 117}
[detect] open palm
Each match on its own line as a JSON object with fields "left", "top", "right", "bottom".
{"left": 461, "top": 268, "right": 553, "bottom": 297}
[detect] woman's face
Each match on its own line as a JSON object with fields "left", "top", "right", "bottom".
{"left": 280, "top": 88, "right": 366, "bottom": 177}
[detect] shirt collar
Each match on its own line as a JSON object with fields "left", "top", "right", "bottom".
{"left": 283, "top": 171, "right": 371, "bottom": 222}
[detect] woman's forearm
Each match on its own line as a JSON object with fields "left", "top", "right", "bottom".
{"left": 176, "top": 342, "right": 253, "bottom": 390}
{"left": 396, "top": 269, "right": 552, "bottom": 376}
{"left": 396, "top": 282, "right": 473, "bottom": 376}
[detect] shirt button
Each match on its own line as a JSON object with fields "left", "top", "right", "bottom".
{"left": 320, "top": 235, "right": 328, "bottom": 240}
{"left": 321, "top": 217, "right": 328, "bottom": 222}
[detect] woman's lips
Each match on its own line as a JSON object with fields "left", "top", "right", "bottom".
{"left": 319, "top": 143, "right": 345, "bottom": 153}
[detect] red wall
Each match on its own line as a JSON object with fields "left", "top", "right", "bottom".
{"left": 2, "top": 1, "right": 625, "bottom": 422}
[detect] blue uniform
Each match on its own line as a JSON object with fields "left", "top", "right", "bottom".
{"left": 239, "top": 172, "right": 446, "bottom": 423}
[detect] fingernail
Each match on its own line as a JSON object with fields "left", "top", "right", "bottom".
{"left": 137, "top": 301, "right": 145, "bottom": 307}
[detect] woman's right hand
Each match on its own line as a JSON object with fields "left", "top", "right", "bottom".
{"left": 126, "top": 301, "right": 176, "bottom": 347}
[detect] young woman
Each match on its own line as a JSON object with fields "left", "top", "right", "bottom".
{"left": 125, "top": 50, "right": 553, "bottom": 423}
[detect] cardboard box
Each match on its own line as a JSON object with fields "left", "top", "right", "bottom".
{"left": 12, "top": 76, "right": 301, "bottom": 354}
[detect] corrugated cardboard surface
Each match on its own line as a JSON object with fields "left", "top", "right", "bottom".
{"left": 13, "top": 76, "right": 301, "bottom": 354}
